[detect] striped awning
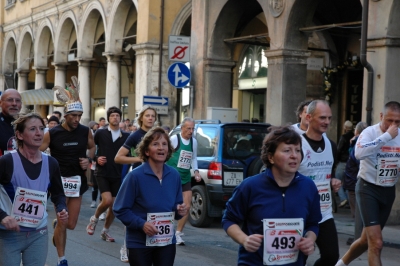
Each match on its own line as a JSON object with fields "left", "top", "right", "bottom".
{"left": 20, "top": 88, "right": 54, "bottom": 105}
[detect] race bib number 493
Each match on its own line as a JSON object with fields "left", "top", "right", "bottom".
{"left": 263, "top": 218, "right": 304, "bottom": 265}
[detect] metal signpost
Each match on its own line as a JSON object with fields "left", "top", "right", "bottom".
{"left": 143, "top": 95, "right": 169, "bottom": 115}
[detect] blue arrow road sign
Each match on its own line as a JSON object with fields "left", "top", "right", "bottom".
{"left": 143, "top": 95, "right": 169, "bottom": 106}
{"left": 167, "top": 62, "right": 191, "bottom": 88}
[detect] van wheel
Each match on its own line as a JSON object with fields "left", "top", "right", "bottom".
{"left": 189, "top": 185, "right": 213, "bottom": 228}
{"left": 248, "top": 157, "right": 265, "bottom": 176}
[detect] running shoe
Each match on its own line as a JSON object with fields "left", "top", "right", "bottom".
{"left": 57, "top": 259, "right": 68, "bottom": 266}
{"left": 90, "top": 201, "right": 96, "bottom": 208}
{"left": 101, "top": 230, "right": 115, "bottom": 242}
{"left": 99, "top": 211, "right": 107, "bottom": 221}
{"left": 86, "top": 216, "right": 98, "bottom": 235}
{"left": 120, "top": 246, "right": 129, "bottom": 263}
{"left": 175, "top": 231, "right": 185, "bottom": 245}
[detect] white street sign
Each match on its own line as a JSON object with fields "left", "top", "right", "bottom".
{"left": 169, "top": 36, "right": 190, "bottom": 62}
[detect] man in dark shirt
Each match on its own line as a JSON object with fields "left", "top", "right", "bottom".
{"left": 41, "top": 101, "right": 95, "bottom": 266}
{"left": 0, "top": 89, "right": 22, "bottom": 157}
{"left": 86, "top": 107, "right": 129, "bottom": 242}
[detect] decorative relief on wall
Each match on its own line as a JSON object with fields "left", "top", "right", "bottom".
{"left": 269, "top": 0, "right": 285, "bottom": 18}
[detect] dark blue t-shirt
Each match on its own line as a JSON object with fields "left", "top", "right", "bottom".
{"left": 122, "top": 128, "right": 147, "bottom": 169}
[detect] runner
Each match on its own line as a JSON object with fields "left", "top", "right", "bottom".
{"left": 0, "top": 89, "right": 22, "bottom": 157}
{"left": 114, "top": 104, "right": 157, "bottom": 262}
{"left": 222, "top": 126, "right": 321, "bottom": 265}
{"left": 166, "top": 117, "right": 201, "bottom": 245}
{"left": 297, "top": 100, "right": 341, "bottom": 266}
{"left": 113, "top": 127, "right": 187, "bottom": 266}
{"left": 86, "top": 106, "right": 129, "bottom": 242}
{"left": 0, "top": 113, "right": 67, "bottom": 266}
{"left": 336, "top": 101, "right": 400, "bottom": 266}
{"left": 41, "top": 77, "right": 95, "bottom": 266}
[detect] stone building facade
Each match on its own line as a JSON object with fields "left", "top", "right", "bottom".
{"left": 1, "top": 0, "right": 400, "bottom": 222}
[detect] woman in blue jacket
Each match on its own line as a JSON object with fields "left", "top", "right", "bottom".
{"left": 222, "top": 126, "right": 322, "bottom": 266}
{"left": 113, "top": 127, "right": 187, "bottom": 266}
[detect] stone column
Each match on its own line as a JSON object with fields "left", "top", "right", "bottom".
{"left": 263, "top": 49, "right": 310, "bottom": 126}
{"left": 16, "top": 69, "right": 29, "bottom": 93}
{"left": 103, "top": 53, "right": 122, "bottom": 112}
{"left": 132, "top": 43, "right": 175, "bottom": 127}
{"left": 76, "top": 59, "right": 93, "bottom": 126}
{"left": 51, "top": 62, "right": 69, "bottom": 116}
{"left": 32, "top": 67, "right": 48, "bottom": 117}
{"left": 16, "top": 69, "right": 30, "bottom": 112}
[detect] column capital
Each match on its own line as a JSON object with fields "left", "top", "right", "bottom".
{"left": 16, "top": 69, "right": 30, "bottom": 76}
{"left": 204, "top": 59, "right": 236, "bottom": 73}
{"left": 32, "top": 66, "right": 49, "bottom": 74}
{"left": 264, "top": 49, "right": 311, "bottom": 65}
{"left": 367, "top": 37, "right": 400, "bottom": 48}
{"left": 131, "top": 43, "right": 168, "bottom": 55}
{"left": 102, "top": 53, "right": 124, "bottom": 62}
{"left": 51, "top": 62, "right": 70, "bottom": 70}
{"left": 75, "top": 58, "right": 95, "bottom": 66}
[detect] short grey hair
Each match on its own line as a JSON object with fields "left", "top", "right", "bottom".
{"left": 355, "top": 121, "right": 368, "bottom": 135}
{"left": 181, "top": 117, "right": 194, "bottom": 127}
{"left": 307, "top": 100, "right": 329, "bottom": 116}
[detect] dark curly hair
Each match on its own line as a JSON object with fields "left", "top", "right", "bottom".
{"left": 135, "top": 127, "right": 174, "bottom": 162}
{"left": 261, "top": 126, "right": 302, "bottom": 169}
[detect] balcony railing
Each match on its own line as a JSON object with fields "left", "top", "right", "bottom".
{"left": 5, "top": 0, "right": 16, "bottom": 10}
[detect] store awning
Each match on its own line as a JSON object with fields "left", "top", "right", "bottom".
{"left": 20, "top": 88, "right": 54, "bottom": 105}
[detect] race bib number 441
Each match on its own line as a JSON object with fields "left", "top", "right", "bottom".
{"left": 263, "top": 218, "right": 304, "bottom": 265}
{"left": 146, "top": 212, "right": 174, "bottom": 247}
{"left": 12, "top": 187, "right": 47, "bottom": 228}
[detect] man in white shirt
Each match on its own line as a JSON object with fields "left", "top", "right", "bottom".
{"left": 336, "top": 101, "right": 400, "bottom": 266}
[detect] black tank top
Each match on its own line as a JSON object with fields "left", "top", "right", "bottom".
{"left": 49, "top": 124, "right": 89, "bottom": 177}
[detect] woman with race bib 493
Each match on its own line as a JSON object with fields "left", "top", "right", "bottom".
{"left": 222, "top": 126, "right": 321, "bottom": 266}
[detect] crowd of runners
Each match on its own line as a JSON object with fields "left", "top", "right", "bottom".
{"left": 1, "top": 81, "right": 400, "bottom": 266}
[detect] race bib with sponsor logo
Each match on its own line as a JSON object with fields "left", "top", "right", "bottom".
{"left": 263, "top": 218, "right": 304, "bottom": 265}
{"left": 177, "top": 150, "right": 192, "bottom": 169}
{"left": 61, "top": 175, "right": 81, "bottom": 197}
{"left": 11, "top": 187, "right": 47, "bottom": 228}
{"left": 315, "top": 181, "right": 332, "bottom": 213}
{"left": 376, "top": 157, "right": 399, "bottom": 187}
{"left": 146, "top": 212, "right": 174, "bottom": 247}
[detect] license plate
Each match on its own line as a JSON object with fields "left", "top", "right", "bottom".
{"left": 224, "top": 172, "right": 243, "bottom": 186}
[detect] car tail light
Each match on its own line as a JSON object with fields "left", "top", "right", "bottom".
{"left": 208, "top": 162, "right": 222, "bottom": 180}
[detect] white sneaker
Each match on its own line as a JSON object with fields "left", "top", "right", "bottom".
{"left": 120, "top": 246, "right": 129, "bottom": 263}
{"left": 99, "top": 211, "right": 107, "bottom": 221}
{"left": 175, "top": 231, "right": 185, "bottom": 245}
{"left": 90, "top": 201, "right": 96, "bottom": 208}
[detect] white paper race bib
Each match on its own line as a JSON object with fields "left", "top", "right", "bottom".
{"left": 11, "top": 187, "right": 47, "bottom": 228}
{"left": 146, "top": 212, "right": 174, "bottom": 247}
{"left": 263, "top": 218, "right": 304, "bottom": 265}
{"left": 177, "top": 150, "right": 192, "bottom": 169}
{"left": 316, "top": 181, "right": 332, "bottom": 213}
{"left": 61, "top": 175, "right": 81, "bottom": 197}
{"left": 376, "top": 157, "right": 399, "bottom": 186}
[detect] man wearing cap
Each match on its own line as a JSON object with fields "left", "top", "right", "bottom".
{"left": 86, "top": 106, "right": 129, "bottom": 242}
{"left": 41, "top": 78, "right": 95, "bottom": 266}
{"left": 0, "top": 89, "right": 22, "bottom": 157}
{"left": 336, "top": 120, "right": 354, "bottom": 208}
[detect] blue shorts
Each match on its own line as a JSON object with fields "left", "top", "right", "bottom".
{"left": 0, "top": 226, "right": 48, "bottom": 266}
{"left": 356, "top": 178, "right": 395, "bottom": 228}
